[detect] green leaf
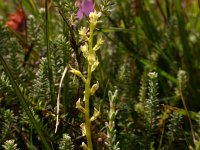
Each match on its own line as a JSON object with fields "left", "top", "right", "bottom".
{"left": 21, "top": 0, "right": 38, "bottom": 16}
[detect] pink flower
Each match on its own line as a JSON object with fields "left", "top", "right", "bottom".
{"left": 76, "top": 0, "right": 94, "bottom": 20}
{"left": 181, "top": 0, "right": 194, "bottom": 9}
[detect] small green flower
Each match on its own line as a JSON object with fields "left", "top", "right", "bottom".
{"left": 87, "top": 53, "right": 96, "bottom": 65}
{"left": 76, "top": 98, "right": 86, "bottom": 113}
{"left": 93, "top": 37, "right": 104, "bottom": 51}
{"left": 79, "top": 26, "right": 89, "bottom": 41}
{"left": 80, "top": 123, "right": 86, "bottom": 136}
{"left": 80, "top": 43, "right": 89, "bottom": 58}
{"left": 90, "top": 107, "right": 100, "bottom": 122}
{"left": 91, "top": 59, "right": 99, "bottom": 72}
{"left": 90, "top": 81, "right": 99, "bottom": 95}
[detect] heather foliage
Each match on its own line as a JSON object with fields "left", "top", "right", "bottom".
{"left": 0, "top": 0, "right": 200, "bottom": 149}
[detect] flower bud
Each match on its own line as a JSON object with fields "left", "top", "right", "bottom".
{"left": 93, "top": 37, "right": 104, "bottom": 51}
{"left": 91, "top": 59, "right": 99, "bottom": 72}
{"left": 70, "top": 68, "right": 82, "bottom": 76}
{"left": 81, "top": 142, "right": 88, "bottom": 150}
{"left": 80, "top": 123, "right": 86, "bottom": 136}
{"left": 80, "top": 43, "right": 89, "bottom": 58}
{"left": 90, "top": 108, "right": 100, "bottom": 122}
{"left": 76, "top": 98, "right": 86, "bottom": 113}
{"left": 79, "top": 27, "right": 89, "bottom": 41}
{"left": 90, "top": 81, "right": 99, "bottom": 95}
{"left": 88, "top": 53, "right": 96, "bottom": 65}
{"left": 70, "top": 67, "right": 86, "bottom": 83}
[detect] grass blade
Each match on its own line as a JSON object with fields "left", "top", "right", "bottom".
{"left": 0, "top": 55, "right": 51, "bottom": 149}
{"left": 45, "top": 0, "right": 55, "bottom": 106}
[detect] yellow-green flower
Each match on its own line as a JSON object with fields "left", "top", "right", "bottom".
{"left": 79, "top": 27, "right": 89, "bottom": 41}
{"left": 80, "top": 44, "right": 89, "bottom": 58}
{"left": 89, "top": 11, "right": 102, "bottom": 26}
{"left": 93, "top": 37, "right": 104, "bottom": 51}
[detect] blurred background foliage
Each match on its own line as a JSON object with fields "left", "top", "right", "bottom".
{"left": 0, "top": 0, "right": 200, "bottom": 149}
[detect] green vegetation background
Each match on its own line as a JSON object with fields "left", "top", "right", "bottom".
{"left": 0, "top": 0, "right": 200, "bottom": 149}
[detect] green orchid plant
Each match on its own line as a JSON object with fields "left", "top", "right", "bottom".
{"left": 70, "top": 10, "right": 103, "bottom": 149}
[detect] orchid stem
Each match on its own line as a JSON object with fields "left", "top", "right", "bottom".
{"left": 84, "top": 23, "right": 95, "bottom": 150}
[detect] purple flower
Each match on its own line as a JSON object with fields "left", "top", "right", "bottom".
{"left": 181, "top": 0, "right": 194, "bottom": 9}
{"left": 76, "top": 0, "right": 94, "bottom": 20}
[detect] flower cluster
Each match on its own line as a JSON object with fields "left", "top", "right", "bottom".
{"left": 79, "top": 11, "right": 103, "bottom": 72}
{"left": 89, "top": 11, "right": 102, "bottom": 26}
{"left": 70, "top": 10, "right": 103, "bottom": 149}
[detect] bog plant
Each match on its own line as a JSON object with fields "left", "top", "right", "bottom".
{"left": 69, "top": 10, "right": 103, "bottom": 149}
{"left": 1, "top": 0, "right": 200, "bottom": 149}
